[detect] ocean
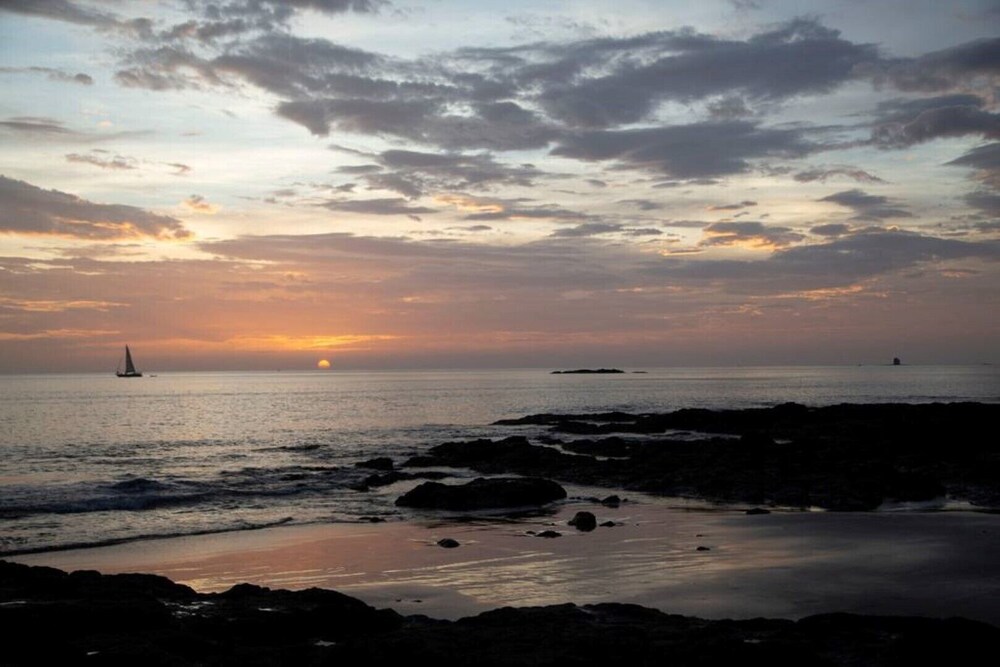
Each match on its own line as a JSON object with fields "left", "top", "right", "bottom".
{"left": 2, "top": 365, "right": 998, "bottom": 556}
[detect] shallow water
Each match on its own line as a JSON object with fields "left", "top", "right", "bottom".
{"left": 14, "top": 497, "right": 1000, "bottom": 625}
{"left": 2, "top": 366, "right": 998, "bottom": 554}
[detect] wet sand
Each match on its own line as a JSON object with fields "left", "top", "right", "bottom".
{"left": 12, "top": 494, "right": 1000, "bottom": 625}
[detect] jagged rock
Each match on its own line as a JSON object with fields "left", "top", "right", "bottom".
{"left": 426, "top": 404, "right": 1000, "bottom": 511}
{"left": 3, "top": 561, "right": 999, "bottom": 666}
{"left": 356, "top": 457, "right": 394, "bottom": 471}
{"left": 395, "top": 477, "right": 567, "bottom": 510}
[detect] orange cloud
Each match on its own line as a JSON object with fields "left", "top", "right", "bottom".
{"left": 0, "top": 297, "right": 126, "bottom": 312}
{"left": 183, "top": 195, "right": 218, "bottom": 214}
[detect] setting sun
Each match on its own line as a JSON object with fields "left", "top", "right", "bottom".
{"left": 317, "top": 359, "right": 331, "bottom": 369}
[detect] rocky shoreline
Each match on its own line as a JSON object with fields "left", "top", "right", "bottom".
{"left": 400, "top": 402, "right": 999, "bottom": 511}
{"left": 3, "top": 560, "right": 997, "bottom": 666}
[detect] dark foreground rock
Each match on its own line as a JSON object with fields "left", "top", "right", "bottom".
{"left": 413, "top": 403, "right": 1000, "bottom": 511}
{"left": 568, "top": 511, "right": 597, "bottom": 531}
{"left": 396, "top": 477, "right": 567, "bottom": 510}
{"left": 2, "top": 561, "right": 997, "bottom": 666}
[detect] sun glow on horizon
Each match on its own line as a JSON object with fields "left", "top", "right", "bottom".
{"left": 317, "top": 359, "right": 331, "bottom": 369}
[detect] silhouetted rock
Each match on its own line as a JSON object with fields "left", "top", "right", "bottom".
{"left": 4, "top": 561, "right": 998, "bottom": 666}
{"left": 746, "top": 508, "right": 771, "bottom": 515}
{"left": 362, "top": 470, "right": 450, "bottom": 488}
{"left": 551, "top": 368, "right": 625, "bottom": 374}
{"left": 600, "top": 521, "right": 617, "bottom": 527}
{"left": 696, "top": 546, "right": 711, "bottom": 551}
{"left": 395, "top": 477, "right": 567, "bottom": 510}
{"left": 437, "top": 538, "right": 460, "bottom": 549}
{"left": 536, "top": 530, "right": 562, "bottom": 538}
{"left": 601, "top": 495, "right": 622, "bottom": 507}
{"left": 568, "top": 511, "right": 597, "bottom": 532}
{"left": 430, "top": 403, "right": 1000, "bottom": 511}
{"left": 356, "top": 457, "right": 394, "bottom": 471}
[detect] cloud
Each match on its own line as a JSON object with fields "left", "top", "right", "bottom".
{"left": 337, "top": 164, "right": 383, "bottom": 174}
{"left": 0, "top": 0, "right": 155, "bottom": 38}
{"left": 446, "top": 224, "right": 492, "bottom": 232}
{"left": 794, "top": 167, "right": 886, "bottom": 184}
{"left": 167, "top": 162, "right": 193, "bottom": 176}
{"left": 652, "top": 229, "right": 999, "bottom": 291}
{"left": 94, "top": 16, "right": 878, "bottom": 158}
{"left": 533, "top": 19, "right": 878, "bottom": 128}
{"left": 0, "top": 66, "right": 92, "bottom": 85}
{"left": 871, "top": 101, "right": 1000, "bottom": 148}
{"left": 819, "top": 189, "right": 913, "bottom": 220}
{"left": 0, "top": 0, "right": 124, "bottom": 30}
{"left": 183, "top": 194, "right": 218, "bottom": 213}
{"left": 707, "top": 200, "right": 757, "bottom": 211}
{"left": 279, "top": 97, "right": 557, "bottom": 150}
{"left": 947, "top": 142, "right": 1000, "bottom": 190}
{"left": 552, "top": 121, "right": 812, "bottom": 178}
{"left": 1, "top": 116, "right": 150, "bottom": 143}
{"left": 810, "top": 223, "right": 852, "bottom": 237}
{"left": 0, "top": 175, "right": 191, "bottom": 240}
{"left": 701, "top": 221, "right": 804, "bottom": 248}
{"left": 618, "top": 199, "right": 663, "bottom": 211}
{"left": 707, "top": 96, "right": 753, "bottom": 119}
{"left": 964, "top": 191, "right": 1000, "bottom": 217}
{"left": 457, "top": 198, "right": 590, "bottom": 222}
{"left": 622, "top": 227, "right": 663, "bottom": 237}
{"left": 115, "top": 45, "right": 228, "bottom": 91}
{"left": 321, "top": 197, "right": 436, "bottom": 216}
{"left": 550, "top": 222, "right": 624, "bottom": 237}
{"left": 0, "top": 0, "right": 381, "bottom": 42}
{"left": 1, "top": 116, "right": 73, "bottom": 135}
{"left": 354, "top": 149, "right": 544, "bottom": 197}
{"left": 362, "top": 172, "right": 422, "bottom": 199}
{"left": 871, "top": 37, "right": 1000, "bottom": 95}
{"left": 65, "top": 151, "right": 137, "bottom": 170}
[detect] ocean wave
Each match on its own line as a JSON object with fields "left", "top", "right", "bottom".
{"left": 0, "top": 516, "right": 299, "bottom": 557}
{"left": 0, "top": 465, "right": 376, "bottom": 517}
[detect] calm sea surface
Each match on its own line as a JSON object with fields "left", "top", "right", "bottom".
{"left": 2, "top": 366, "right": 997, "bottom": 554}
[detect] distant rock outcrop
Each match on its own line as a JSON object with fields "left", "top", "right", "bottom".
{"left": 551, "top": 368, "right": 625, "bottom": 374}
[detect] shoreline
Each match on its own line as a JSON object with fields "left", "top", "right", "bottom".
{"left": 11, "top": 495, "right": 1000, "bottom": 625}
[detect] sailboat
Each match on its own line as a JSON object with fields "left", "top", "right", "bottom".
{"left": 116, "top": 345, "right": 143, "bottom": 378}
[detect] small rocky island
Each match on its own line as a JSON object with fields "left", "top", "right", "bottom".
{"left": 551, "top": 368, "right": 625, "bottom": 374}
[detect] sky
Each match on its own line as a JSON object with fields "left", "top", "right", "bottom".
{"left": 0, "top": 0, "right": 998, "bottom": 372}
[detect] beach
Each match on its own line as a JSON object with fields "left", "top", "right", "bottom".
{"left": 3, "top": 374, "right": 999, "bottom": 663}
{"left": 12, "top": 492, "right": 1000, "bottom": 625}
